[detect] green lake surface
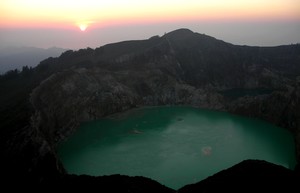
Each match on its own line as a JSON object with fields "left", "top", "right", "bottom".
{"left": 58, "top": 106, "right": 296, "bottom": 189}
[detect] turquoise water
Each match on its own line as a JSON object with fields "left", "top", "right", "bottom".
{"left": 58, "top": 106, "right": 296, "bottom": 189}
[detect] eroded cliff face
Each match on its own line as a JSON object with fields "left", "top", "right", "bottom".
{"left": 228, "top": 80, "right": 300, "bottom": 162}
{"left": 30, "top": 67, "right": 300, "bottom": 164}
{"left": 30, "top": 66, "right": 224, "bottom": 146}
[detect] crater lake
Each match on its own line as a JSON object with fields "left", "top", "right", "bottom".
{"left": 58, "top": 106, "right": 296, "bottom": 189}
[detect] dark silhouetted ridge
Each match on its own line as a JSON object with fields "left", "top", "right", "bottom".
{"left": 178, "top": 160, "right": 297, "bottom": 193}
{"left": 163, "top": 28, "right": 194, "bottom": 38}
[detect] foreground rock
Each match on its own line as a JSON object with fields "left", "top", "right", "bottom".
{"left": 178, "top": 160, "right": 297, "bottom": 193}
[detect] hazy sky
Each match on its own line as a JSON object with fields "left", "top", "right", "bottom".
{"left": 1, "top": 0, "right": 299, "bottom": 49}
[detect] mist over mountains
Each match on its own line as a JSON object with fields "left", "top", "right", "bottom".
{"left": 0, "top": 46, "right": 66, "bottom": 74}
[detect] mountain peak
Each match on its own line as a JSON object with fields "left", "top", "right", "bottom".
{"left": 164, "top": 28, "right": 194, "bottom": 38}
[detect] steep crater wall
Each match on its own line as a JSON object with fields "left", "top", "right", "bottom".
{"left": 30, "top": 67, "right": 300, "bottom": 167}
{"left": 30, "top": 67, "right": 224, "bottom": 146}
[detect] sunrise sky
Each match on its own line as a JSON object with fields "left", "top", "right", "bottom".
{"left": 1, "top": 0, "right": 299, "bottom": 49}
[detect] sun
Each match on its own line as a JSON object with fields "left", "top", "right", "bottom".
{"left": 77, "top": 20, "right": 93, "bottom": 32}
{"left": 79, "top": 24, "right": 88, "bottom": 31}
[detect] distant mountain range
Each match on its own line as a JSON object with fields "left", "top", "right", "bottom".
{"left": 0, "top": 46, "right": 67, "bottom": 74}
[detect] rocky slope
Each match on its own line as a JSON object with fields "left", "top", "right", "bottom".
{"left": 178, "top": 160, "right": 297, "bottom": 193}
{"left": 1, "top": 28, "right": 300, "bottom": 190}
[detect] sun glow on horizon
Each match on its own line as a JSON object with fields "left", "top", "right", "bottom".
{"left": 1, "top": 0, "right": 299, "bottom": 28}
{"left": 79, "top": 24, "right": 87, "bottom": 31}
{"left": 77, "top": 21, "right": 93, "bottom": 31}
{"left": 1, "top": 0, "right": 299, "bottom": 49}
